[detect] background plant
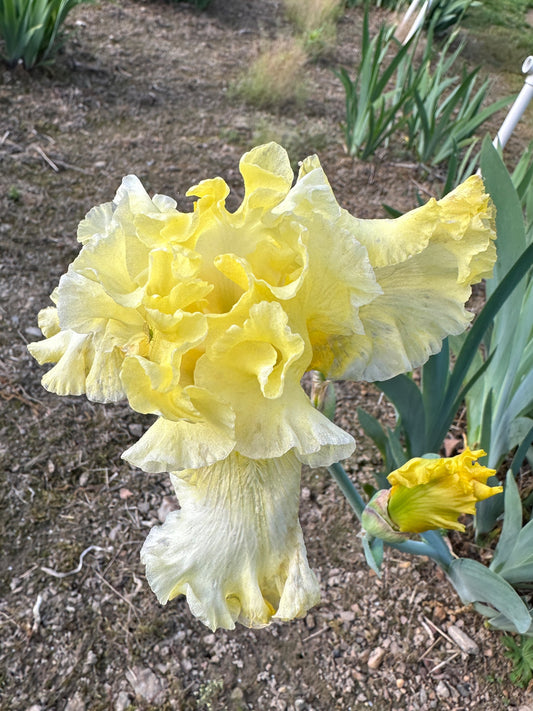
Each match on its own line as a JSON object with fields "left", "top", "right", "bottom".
{"left": 337, "top": 8, "right": 510, "bottom": 166}
{"left": 336, "top": 9, "right": 415, "bottom": 158}
{"left": 344, "top": 0, "right": 408, "bottom": 8}
{"left": 399, "top": 30, "right": 511, "bottom": 167}
{"left": 175, "top": 0, "right": 212, "bottom": 8}
{"left": 283, "top": 0, "right": 343, "bottom": 58}
{"left": 357, "top": 139, "right": 533, "bottom": 492}
{"left": 0, "top": 0, "right": 86, "bottom": 69}
{"left": 450, "top": 143, "right": 533, "bottom": 535}
{"left": 502, "top": 634, "right": 533, "bottom": 688}
{"left": 233, "top": 37, "right": 308, "bottom": 109}
{"left": 424, "top": 0, "right": 478, "bottom": 36}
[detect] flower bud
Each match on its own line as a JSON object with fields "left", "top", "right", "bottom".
{"left": 361, "top": 489, "right": 410, "bottom": 543}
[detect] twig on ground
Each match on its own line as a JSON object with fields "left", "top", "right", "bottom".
{"left": 429, "top": 651, "right": 460, "bottom": 673}
{"left": 30, "top": 145, "right": 59, "bottom": 172}
{"left": 302, "top": 626, "right": 330, "bottom": 643}
{"left": 92, "top": 569, "right": 140, "bottom": 619}
{"left": 41, "top": 545, "right": 111, "bottom": 578}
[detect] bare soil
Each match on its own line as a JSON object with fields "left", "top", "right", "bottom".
{"left": 1, "top": 2, "right": 533, "bottom": 710}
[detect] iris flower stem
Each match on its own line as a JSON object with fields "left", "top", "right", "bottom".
{"left": 328, "top": 461, "right": 454, "bottom": 571}
{"left": 420, "top": 530, "right": 454, "bottom": 570}
{"left": 327, "top": 462, "right": 366, "bottom": 520}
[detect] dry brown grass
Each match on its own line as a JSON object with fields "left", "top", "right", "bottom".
{"left": 282, "top": 0, "right": 343, "bottom": 56}
{"left": 233, "top": 37, "right": 308, "bottom": 109}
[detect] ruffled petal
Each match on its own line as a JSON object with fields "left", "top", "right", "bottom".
{"left": 77, "top": 201, "right": 114, "bottom": 244}
{"left": 338, "top": 175, "right": 496, "bottom": 381}
{"left": 196, "top": 301, "right": 355, "bottom": 464}
{"left": 237, "top": 142, "right": 294, "bottom": 213}
{"left": 140, "top": 451, "right": 320, "bottom": 630}
{"left": 28, "top": 330, "right": 92, "bottom": 397}
{"left": 271, "top": 155, "right": 382, "bottom": 377}
{"left": 122, "top": 388, "right": 236, "bottom": 472}
{"left": 387, "top": 448, "right": 501, "bottom": 533}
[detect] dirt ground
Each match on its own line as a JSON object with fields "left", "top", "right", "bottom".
{"left": 1, "top": 1, "right": 533, "bottom": 710}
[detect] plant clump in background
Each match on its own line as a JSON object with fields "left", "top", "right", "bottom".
{"left": 232, "top": 37, "right": 308, "bottom": 109}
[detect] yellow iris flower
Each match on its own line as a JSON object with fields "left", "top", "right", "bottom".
{"left": 28, "top": 143, "right": 496, "bottom": 630}
{"left": 387, "top": 448, "right": 502, "bottom": 533}
{"left": 361, "top": 448, "right": 502, "bottom": 542}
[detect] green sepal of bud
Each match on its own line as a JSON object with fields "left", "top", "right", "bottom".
{"left": 361, "top": 489, "right": 410, "bottom": 544}
{"left": 310, "top": 371, "right": 336, "bottom": 421}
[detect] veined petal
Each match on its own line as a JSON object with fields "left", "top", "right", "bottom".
{"left": 196, "top": 301, "right": 355, "bottom": 464}
{"left": 338, "top": 175, "right": 496, "bottom": 381}
{"left": 28, "top": 330, "right": 92, "bottom": 397}
{"left": 122, "top": 388, "right": 236, "bottom": 472}
{"left": 70, "top": 229, "right": 146, "bottom": 309}
{"left": 237, "top": 142, "right": 294, "bottom": 213}
{"left": 140, "top": 450, "right": 320, "bottom": 630}
{"left": 199, "top": 365, "right": 354, "bottom": 465}
{"left": 85, "top": 345, "right": 125, "bottom": 402}
{"left": 271, "top": 154, "right": 382, "bottom": 377}
{"left": 58, "top": 270, "right": 145, "bottom": 335}
{"left": 77, "top": 201, "right": 114, "bottom": 244}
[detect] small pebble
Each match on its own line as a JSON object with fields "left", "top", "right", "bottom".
{"left": 25, "top": 327, "right": 42, "bottom": 338}
{"left": 114, "top": 691, "right": 131, "bottom": 711}
{"left": 64, "top": 693, "right": 85, "bottom": 711}
{"left": 447, "top": 625, "right": 480, "bottom": 655}
{"left": 340, "top": 610, "right": 356, "bottom": 622}
{"left": 436, "top": 681, "right": 450, "bottom": 700}
{"left": 367, "top": 647, "right": 385, "bottom": 670}
{"left": 305, "top": 614, "right": 316, "bottom": 630}
{"left": 126, "top": 666, "right": 164, "bottom": 704}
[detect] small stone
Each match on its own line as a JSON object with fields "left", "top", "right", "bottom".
{"left": 25, "top": 326, "right": 42, "bottom": 338}
{"left": 433, "top": 604, "right": 446, "bottom": 622}
{"left": 64, "top": 693, "right": 85, "bottom": 711}
{"left": 128, "top": 423, "right": 144, "bottom": 438}
{"left": 367, "top": 647, "right": 386, "bottom": 670}
{"left": 294, "top": 699, "right": 306, "bottom": 710}
{"left": 114, "top": 691, "right": 131, "bottom": 711}
{"left": 79, "top": 471, "right": 90, "bottom": 487}
{"left": 447, "top": 625, "right": 480, "bottom": 655}
{"left": 305, "top": 614, "right": 316, "bottom": 630}
{"left": 396, "top": 678, "right": 404, "bottom": 689}
{"left": 202, "top": 633, "right": 216, "bottom": 645}
{"left": 158, "top": 496, "right": 179, "bottom": 523}
{"left": 230, "top": 688, "right": 244, "bottom": 701}
{"left": 126, "top": 666, "right": 165, "bottom": 704}
{"left": 436, "top": 681, "right": 450, "bottom": 700}
{"left": 340, "top": 610, "right": 356, "bottom": 622}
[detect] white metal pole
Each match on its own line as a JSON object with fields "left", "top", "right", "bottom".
{"left": 402, "top": 0, "right": 433, "bottom": 44}
{"left": 493, "top": 56, "right": 533, "bottom": 151}
{"left": 398, "top": 0, "right": 423, "bottom": 30}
